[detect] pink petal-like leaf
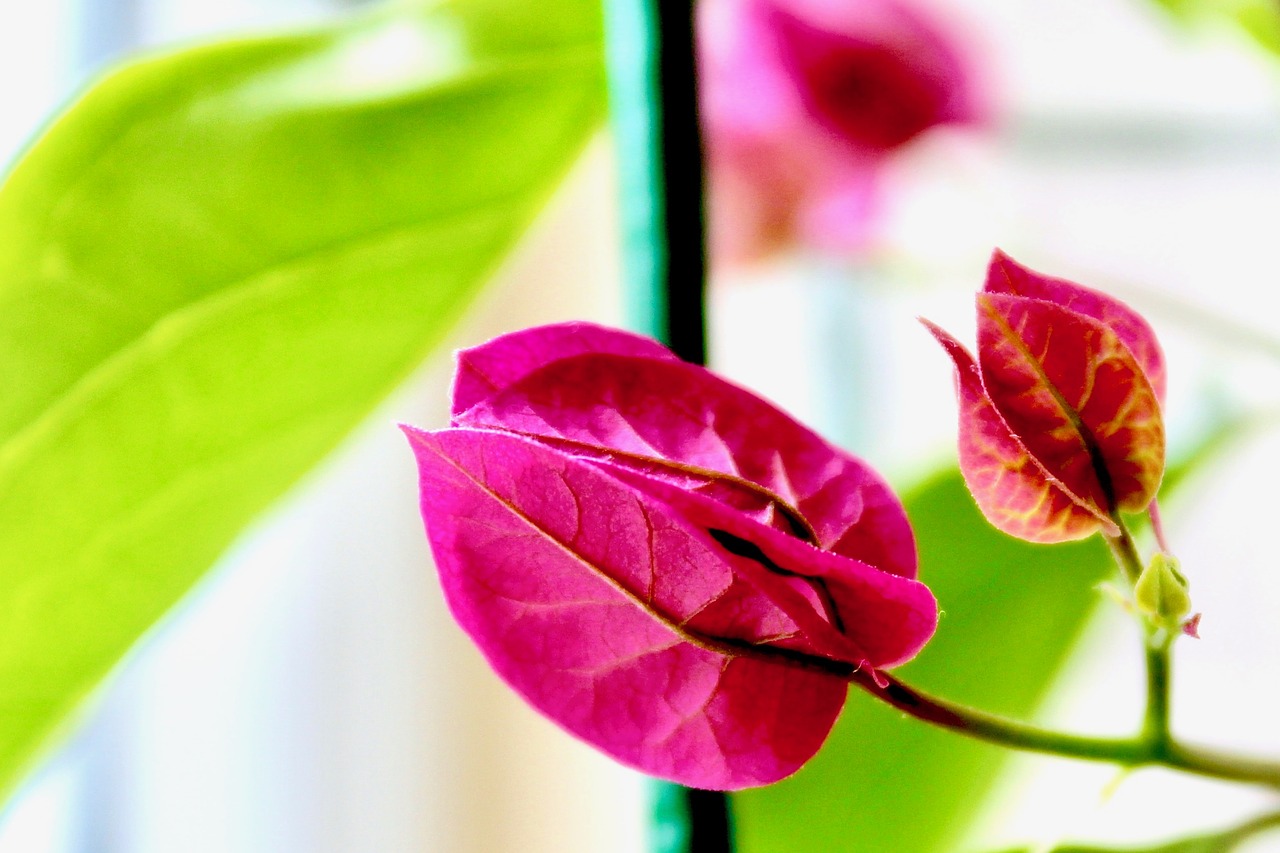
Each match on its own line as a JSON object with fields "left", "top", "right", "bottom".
{"left": 454, "top": 324, "right": 917, "bottom": 579}
{"left": 984, "top": 250, "right": 1167, "bottom": 402}
{"left": 923, "top": 320, "right": 1115, "bottom": 543}
{"left": 977, "top": 293, "right": 1164, "bottom": 515}
{"left": 452, "top": 322, "right": 679, "bottom": 416}
{"left": 598, "top": 463, "right": 938, "bottom": 667}
{"left": 404, "top": 426, "right": 859, "bottom": 789}
{"left": 765, "top": 0, "right": 979, "bottom": 152}
{"left": 412, "top": 323, "right": 939, "bottom": 786}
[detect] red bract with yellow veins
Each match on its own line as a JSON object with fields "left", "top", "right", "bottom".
{"left": 925, "top": 251, "right": 1166, "bottom": 544}
{"left": 403, "top": 322, "right": 938, "bottom": 790}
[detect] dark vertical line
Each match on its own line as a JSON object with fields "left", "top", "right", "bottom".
{"left": 650, "top": 1, "right": 726, "bottom": 848}
{"left": 604, "top": 0, "right": 727, "bottom": 850}
{"left": 603, "top": 0, "right": 708, "bottom": 365}
{"left": 682, "top": 787, "right": 733, "bottom": 853}
{"left": 653, "top": 0, "right": 707, "bottom": 366}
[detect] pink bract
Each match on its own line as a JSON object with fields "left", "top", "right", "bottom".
{"left": 926, "top": 252, "right": 1166, "bottom": 544}
{"left": 404, "top": 322, "right": 938, "bottom": 789}
{"left": 699, "top": 0, "right": 982, "bottom": 262}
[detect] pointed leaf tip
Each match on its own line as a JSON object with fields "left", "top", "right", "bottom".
{"left": 983, "top": 250, "right": 1167, "bottom": 403}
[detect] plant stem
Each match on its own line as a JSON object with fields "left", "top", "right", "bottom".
{"left": 1104, "top": 517, "right": 1145, "bottom": 584}
{"left": 836, "top": 510, "right": 1280, "bottom": 790}
{"left": 1141, "top": 631, "right": 1172, "bottom": 750}
{"left": 672, "top": 591, "right": 1280, "bottom": 789}
{"left": 851, "top": 669, "right": 1150, "bottom": 765}
{"left": 847, "top": 668, "right": 1280, "bottom": 788}
{"left": 1147, "top": 498, "right": 1171, "bottom": 553}
{"left": 1220, "top": 810, "right": 1280, "bottom": 849}
{"left": 1162, "top": 742, "right": 1280, "bottom": 789}
{"left": 1105, "top": 514, "right": 1176, "bottom": 752}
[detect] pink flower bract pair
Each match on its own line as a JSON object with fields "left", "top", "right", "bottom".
{"left": 403, "top": 323, "right": 938, "bottom": 790}
{"left": 925, "top": 252, "right": 1167, "bottom": 544}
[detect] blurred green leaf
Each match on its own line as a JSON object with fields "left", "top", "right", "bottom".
{"left": 734, "top": 468, "right": 1113, "bottom": 852}
{"left": 0, "top": 0, "right": 602, "bottom": 800}
{"left": 1234, "top": 3, "right": 1280, "bottom": 55}
{"left": 1150, "top": 0, "right": 1280, "bottom": 57}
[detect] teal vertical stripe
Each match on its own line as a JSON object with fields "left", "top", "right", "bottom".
{"left": 648, "top": 776, "right": 693, "bottom": 853}
{"left": 603, "top": 0, "right": 726, "bottom": 849}
{"left": 603, "top": 0, "right": 666, "bottom": 342}
{"left": 602, "top": 3, "right": 685, "bottom": 851}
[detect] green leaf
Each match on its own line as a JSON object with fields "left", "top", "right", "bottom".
{"left": 1148, "top": 0, "right": 1280, "bottom": 57}
{"left": 733, "top": 468, "right": 1113, "bottom": 852}
{"left": 0, "top": 0, "right": 603, "bottom": 800}
{"left": 1234, "top": 2, "right": 1280, "bottom": 56}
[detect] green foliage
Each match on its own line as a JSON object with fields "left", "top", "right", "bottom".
{"left": 1150, "top": 0, "right": 1280, "bottom": 57}
{"left": 0, "top": 0, "right": 603, "bottom": 801}
{"left": 734, "top": 469, "right": 1113, "bottom": 853}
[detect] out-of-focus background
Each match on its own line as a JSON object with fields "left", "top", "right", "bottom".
{"left": 2, "top": 0, "right": 1280, "bottom": 850}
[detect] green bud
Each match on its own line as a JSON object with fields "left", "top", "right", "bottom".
{"left": 1134, "top": 553, "right": 1191, "bottom": 630}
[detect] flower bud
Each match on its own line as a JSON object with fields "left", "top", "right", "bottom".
{"left": 1134, "top": 553, "right": 1191, "bottom": 631}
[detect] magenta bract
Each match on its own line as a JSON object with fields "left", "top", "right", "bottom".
{"left": 766, "top": 0, "right": 979, "bottom": 152}
{"left": 926, "top": 251, "right": 1166, "bottom": 543}
{"left": 404, "top": 322, "right": 938, "bottom": 789}
{"left": 698, "top": 0, "right": 981, "bottom": 261}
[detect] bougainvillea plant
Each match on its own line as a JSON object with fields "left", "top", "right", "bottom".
{"left": 404, "top": 252, "right": 1280, "bottom": 835}
{"left": 923, "top": 250, "right": 1166, "bottom": 546}
{"left": 401, "top": 322, "right": 936, "bottom": 788}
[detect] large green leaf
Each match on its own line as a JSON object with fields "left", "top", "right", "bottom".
{"left": 734, "top": 469, "right": 1113, "bottom": 853}
{"left": 0, "top": 0, "right": 603, "bottom": 800}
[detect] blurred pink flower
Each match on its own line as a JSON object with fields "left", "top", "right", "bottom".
{"left": 699, "top": 0, "right": 983, "bottom": 263}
